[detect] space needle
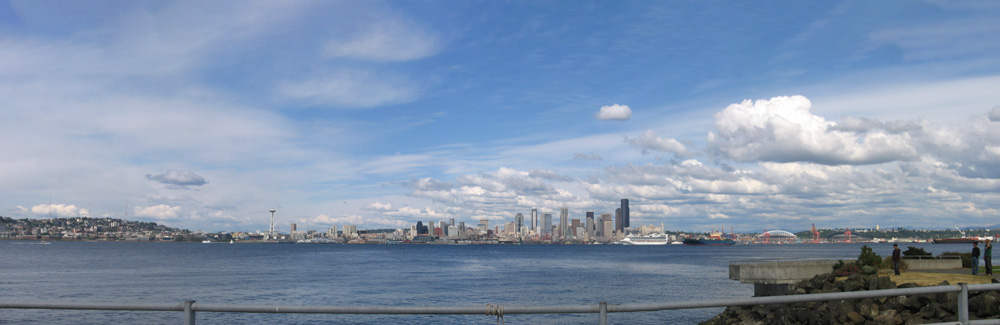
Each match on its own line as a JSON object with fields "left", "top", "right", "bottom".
{"left": 268, "top": 208, "right": 276, "bottom": 240}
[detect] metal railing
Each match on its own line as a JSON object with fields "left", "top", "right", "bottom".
{"left": 3, "top": 283, "right": 1000, "bottom": 325}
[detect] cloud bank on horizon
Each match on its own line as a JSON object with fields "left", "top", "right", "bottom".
{"left": 1, "top": 0, "right": 998, "bottom": 233}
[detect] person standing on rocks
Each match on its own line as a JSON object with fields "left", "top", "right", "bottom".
{"left": 985, "top": 239, "right": 992, "bottom": 275}
{"left": 971, "top": 242, "right": 980, "bottom": 275}
{"left": 891, "top": 244, "right": 901, "bottom": 275}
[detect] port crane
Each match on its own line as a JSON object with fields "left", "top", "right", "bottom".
{"left": 953, "top": 224, "right": 966, "bottom": 238}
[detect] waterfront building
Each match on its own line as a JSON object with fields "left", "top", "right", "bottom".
{"left": 448, "top": 225, "right": 458, "bottom": 238}
{"left": 559, "top": 207, "right": 568, "bottom": 240}
{"left": 343, "top": 225, "right": 358, "bottom": 238}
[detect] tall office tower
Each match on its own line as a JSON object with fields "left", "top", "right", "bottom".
{"left": 344, "top": 225, "right": 358, "bottom": 238}
{"left": 586, "top": 212, "right": 595, "bottom": 238}
{"left": 600, "top": 213, "right": 612, "bottom": 237}
{"left": 290, "top": 223, "right": 297, "bottom": 233}
{"left": 621, "top": 199, "right": 630, "bottom": 229}
{"left": 328, "top": 225, "right": 338, "bottom": 238}
{"left": 615, "top": 208, "right": 621, "bottom": 232}
{"left": 531, "top": 208, "right": 538, "bottom": 230}
{"left": 440, "top": 220, "right": 450, "bottom": 236}
{"left": 514, "top": 213, "right": 524, "bottom": 235}
{"left": 478, "top": 219, "right": 489, "bottom": 235}
{"left": 543, "top": 213, "right": 552, "bottom": 235}
{"left": 458, "top": 222, "right": 466, "bottom": 237}
{"left": 603, "top": 220, "right": 613, "bottom": 239}
{"left": 571, "top": 219, "right": 581, "bottom": 237}
{"left": 559, "top": 207, "right": 568, "bottom": 240}
{"left": 416, "top": 221, "right": 426, "bottom": 235}
{"left": 450, "top": 218, "right": 455, "bottom": 227}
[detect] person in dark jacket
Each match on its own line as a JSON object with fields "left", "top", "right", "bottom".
{"left": 971, "top": 242, "right": 980, "bottom": 275}
{"left": 891, "top": 244, "right": 901, "bottom": 275}
{"left": 985, "top": 239, "right": 993, "bottom": 275}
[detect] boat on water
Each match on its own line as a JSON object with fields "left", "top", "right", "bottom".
{"left": 201, "top": 240, "right": 212, "bottom": 244}
{"left": 932, "top": 238, "right": 979, "bottom": 244}
{"left": 933, "top": 225, "right": 982, "bottom": 244}
{"left": 682, "top": 229, "right": 736, "bottom": 246}
{"left": 619, "top": 235, "right": 668, "bottom": 245}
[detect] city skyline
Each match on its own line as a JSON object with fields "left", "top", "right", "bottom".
{"left": 1, "top": 1, "right": 998, "bottom": 233}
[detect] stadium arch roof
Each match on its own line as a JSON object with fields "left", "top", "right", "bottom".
{"left": 763, "top": 230, "right": 797, "bottom": 238}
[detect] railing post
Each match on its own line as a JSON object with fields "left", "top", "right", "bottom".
{"left": 958, "top": 283, "right": 968, "bottom": 325}
{"left": 599, "top": 302, "right": 607, "bottom": 325}
{"left": 183, "top": 300, "right": 196, "bottom": 325}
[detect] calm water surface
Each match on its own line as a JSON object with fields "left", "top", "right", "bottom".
{"left": 0, "top": 241, "right": 967, "bottom": 324}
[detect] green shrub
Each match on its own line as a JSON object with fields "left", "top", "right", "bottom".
{"left": 833, "top": 260, "right": 861, "bottom": 277}
{"left": 857, "top": 245, "right": 883, "bottom": 269}
{"left": 902, "top": 246, "right": 931, "bottom": 257}
{"left": 862, "top": 265, "right": 877, "bottom": 275}
{"left": 832, "top": 260, "right": 845, "bottom": 271}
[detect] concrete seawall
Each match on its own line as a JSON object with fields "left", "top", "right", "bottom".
{"left": 729, "top": 257, "right": 963, "bottom": 296}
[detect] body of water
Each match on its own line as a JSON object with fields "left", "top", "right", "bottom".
{"left": 0, "top": 241, "right": 976, "bottom": 324}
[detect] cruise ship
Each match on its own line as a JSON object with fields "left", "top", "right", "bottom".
{"left": 619, "top": 235, "right": 668, "bottom": 245}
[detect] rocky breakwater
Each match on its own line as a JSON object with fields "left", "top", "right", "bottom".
{"left": 702, "top": 273, "right": 1000, "bottom": 325}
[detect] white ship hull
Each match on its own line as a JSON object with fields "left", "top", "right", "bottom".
{"left": 619, "top": 236, "right": 668, "bottom": 245}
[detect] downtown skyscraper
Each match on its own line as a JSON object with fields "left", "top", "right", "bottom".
{"left": 621, "top": 198, "right": 630, "bottom": 229}
{"left": 559, "top": 207, "right": 568, "bottom": 239}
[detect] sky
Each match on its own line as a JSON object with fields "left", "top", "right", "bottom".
{"left": 1, "top": 0, "right": 998, "bottom": 233}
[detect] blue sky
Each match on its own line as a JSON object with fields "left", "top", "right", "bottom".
{"left": 2, "top": 0, "right": 998, "bottom": 233}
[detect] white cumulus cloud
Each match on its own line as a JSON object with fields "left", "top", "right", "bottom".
{"left": 989, "top": 106, "right": 1000, "bottom": 122}
{"left": 625, "top": 129, "right": 689, "bottom": 156}
{"left": 595, "top": 104, "right": 632, "bottom": 121}
{"left": 134, "top": 204, "right": 182, "bottom": 220}
{"left": 31, "top": 204, "right": 88, "bottom": 218}
{"left": 708, "top": 95, "right": 917, "bottom": 165}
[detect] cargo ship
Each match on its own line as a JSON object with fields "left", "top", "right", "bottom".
{"left": 932, "top": 225, "right": 981, "bottom": 244}
{"left": 932, "top": 238, "right": 979, "bottom": 244}
{"left": 682, "top": 229, "right": 736, "bottom": 246}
